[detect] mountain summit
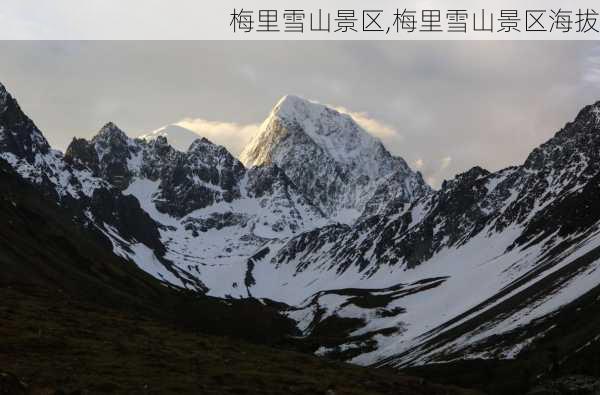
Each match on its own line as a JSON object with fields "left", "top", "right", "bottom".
{"left": 0, "top": 82, "right": 50, "bottom": 162}
{"left": 240, "top": 95, "right": 429, "bottom": 222}
{"left": 139, "top": 124, "right": 202, "bottom": 152}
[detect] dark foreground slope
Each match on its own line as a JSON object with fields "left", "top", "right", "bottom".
{"left": 0, "top": 159, "right": 478, "bottom": 394}
{"left": 0, "top": 286, "right": 479, "bottom": 395}
{"left": 0, "top": 158, "right": 294, "bottom": 344}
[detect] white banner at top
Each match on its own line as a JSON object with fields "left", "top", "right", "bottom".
{"left": 2, "top": 0, "right": 600, "bottom": 40}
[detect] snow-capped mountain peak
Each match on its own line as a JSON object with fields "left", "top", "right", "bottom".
{"left": 523, "top": 100, "right": 600, "bottom": 176}
{"left": 139, "top": 124, "right": 202, "bottom": 152}
{"left": 269, "top": 94, "right": 353, "bottom": 131}
{"left": 576, "top": 101, "right": 600, "bottom": 125}
{"left": 242, "top": 95, "right": 383, "bottom": 167}
{"left": 240, "top": 95, "right": 429, "bottom": 222}
{"left": 187, "top": 136, "right": 219, "bottom": 152}
{"left": 93, "top": 122, "right": 129, "bottom": 143}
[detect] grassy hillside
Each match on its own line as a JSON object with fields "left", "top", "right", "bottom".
{"left": 0, "top": 285, "right": 481, "bottom": 395}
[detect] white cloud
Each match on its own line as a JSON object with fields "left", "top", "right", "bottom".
{"left": 151, "top": 101, "right": 401, "bottom": 160}
{"left": 173, "top": 105, "right": 402, "bottom": 159}
{"left": 440, "top": 156, "right": 452, "bottom": 170}
{"left": 583, "top": 48, "right": 600, "bottom": 86}
{"left": 333, "top": 106, "right": 401, "bottom": 141}
{"left": 174, "top": 118, "right": 259, "bottom": 155}
{"left": 418, "top": 156, "right": 453, "bottom": 189}
{"left": 160, "top": 103, "right": 403, "bottom": 164}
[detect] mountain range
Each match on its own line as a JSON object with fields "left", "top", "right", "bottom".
{"left": 2, "top": 81, "right": 600, "bottom": 394}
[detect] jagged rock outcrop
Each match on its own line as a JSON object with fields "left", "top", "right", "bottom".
{"left": 0, "top": 82, "right": 50, "bottom": 163}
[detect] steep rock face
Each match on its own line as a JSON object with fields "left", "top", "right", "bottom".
{"left": 68, "top": 126, "right": 248, "bottom": 217}
{"left": 65, "top": 138, "right": 99, "bottom": 172}
{"left": 87, "top": 187, "right": 166, "bottom": 255}
{"left": 135, "top": 135, "right": 179, "bottom": 181}
{"left": 509, "top": 102, "right": 600, "bottom": 242}
{"left": 0, "top": 82, "right": 50, "bottom": 163}
{"left": 0, "top": 83, "right": 103, "bottom": 201}
{"left": 240, "top": 95, "right": 429, "bottom": 223}
{"left": 155, "top": 138, "right": 245, "bottom": 217}
{"left": 244, "top": 164, "right": 326, "bottom": 233}
{"left": 91, "top": 122, "right": 140, "bottom": 189}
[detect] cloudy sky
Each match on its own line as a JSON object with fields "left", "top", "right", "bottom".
{"left": 1, "top": 41, "right": 599, "bottom": 187}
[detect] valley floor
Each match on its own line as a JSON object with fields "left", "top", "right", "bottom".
{"left": 0, "top": 285, "right": 480, "bottom": 395}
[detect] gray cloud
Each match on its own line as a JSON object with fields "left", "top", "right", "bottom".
{"left": 0, "top": 41, "right": 598, "bottom": 187}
